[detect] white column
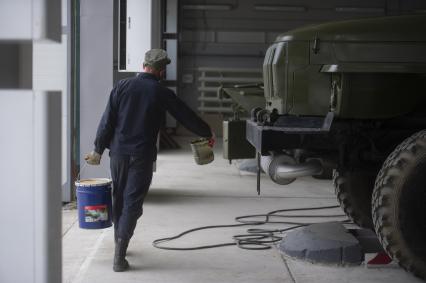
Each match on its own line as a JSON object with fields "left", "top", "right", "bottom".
{"left": 0, "top": 1, "right": 63, "bottom": 282}
{"left": 79, "top": 0, "right": 113, "bottom": 179}
{"left": 33, "top": 91, "right": 62, "bottom": 283}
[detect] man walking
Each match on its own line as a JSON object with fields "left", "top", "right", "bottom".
{"left": 84, "top": 49, "right": 214, "bottom": 272}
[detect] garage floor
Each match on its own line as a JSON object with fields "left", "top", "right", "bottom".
{"left": 63, "top": 137, "right": 422, "bottom": 283}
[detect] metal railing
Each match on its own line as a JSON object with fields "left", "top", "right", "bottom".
{"left": 197, "top": 67, "right": 262, "bottom": 114}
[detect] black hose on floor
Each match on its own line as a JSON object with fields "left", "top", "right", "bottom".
{"left": 152, "top": 205, "right": 351, "bottom": 251}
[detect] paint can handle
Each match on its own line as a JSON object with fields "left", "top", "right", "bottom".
{"left": 76, "top": 163, "right": 87, "bottom": 181}
{"left": 76, "top": 163, "right": 111, "bottom": 181}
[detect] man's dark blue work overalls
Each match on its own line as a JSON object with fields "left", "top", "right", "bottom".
{"left": 93, "top": 73, "right": 212, "bottom": 240}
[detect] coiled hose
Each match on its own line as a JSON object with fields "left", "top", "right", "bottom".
{"left": 153, "top": 205, "right": 350, "bottom": 251}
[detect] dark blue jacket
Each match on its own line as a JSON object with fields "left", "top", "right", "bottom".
{"left": 94, "top": 73, "right": 212, "bottom": 161}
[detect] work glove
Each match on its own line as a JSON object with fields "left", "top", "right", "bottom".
{"left": 85, "top": 151, "right": 101, "bottom": 165}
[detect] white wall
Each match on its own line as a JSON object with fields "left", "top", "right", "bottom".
{"left": 33, "top": 34, "right": 69, "bottom": 184}
{"left": 0, "top": 92, "right": 62, "bottom": 283}
{"left": 0, "top": 91, "right": 37, "bottom": 283}
{"left": 0, "top": 1, "right": 62, "bottom": 282}
{"left": 31, "top": 0, "right": 70, "bottom": 201}
{"left": 79, "top": 0, "right": 114, "bottom": 179}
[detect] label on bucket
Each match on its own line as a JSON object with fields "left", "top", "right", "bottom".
{"left": 84, "top": 205, "right": 108, "bottom": 222}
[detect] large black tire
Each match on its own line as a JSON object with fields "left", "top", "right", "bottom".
{"left": 333, "top": 170, "right": 375, "bottom": 229}
{"left": 373, "top": 130, "right": 426, "bottom": 279}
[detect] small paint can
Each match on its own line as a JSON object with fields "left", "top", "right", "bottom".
{"left": 190, "top": 138, "right": 214, "bottom": 165}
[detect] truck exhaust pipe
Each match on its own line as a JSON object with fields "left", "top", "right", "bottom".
{"left": 261, "top": 155, "right": 323, "bottom": 185}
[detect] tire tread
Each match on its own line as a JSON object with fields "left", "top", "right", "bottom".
{"left": 334, "top": 170, "right": 375, "bottom": 229}
{"left": 372, "top": 130, "right": 426, "bottom": 279}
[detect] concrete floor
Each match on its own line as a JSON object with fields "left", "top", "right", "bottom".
{"left": 63, "top": 137, "right": 422, "bottom": 283}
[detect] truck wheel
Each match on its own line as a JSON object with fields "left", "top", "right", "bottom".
{"left": 373, "top": 130, "right": 426, "bottom": 279}
{"left": 334, "top": 170, "right": 375, "bottom": 229}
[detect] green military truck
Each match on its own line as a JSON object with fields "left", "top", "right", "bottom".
{"left": 237, "top": 15, "right": 426, "bottom": 278}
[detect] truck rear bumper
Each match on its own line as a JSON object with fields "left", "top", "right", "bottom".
{"left": 246, "top": 112, "right": 334, "bottom": 154}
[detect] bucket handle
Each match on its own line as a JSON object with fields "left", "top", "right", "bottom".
{"left": 77, "top": 163, "right": 112, "bottom": 181}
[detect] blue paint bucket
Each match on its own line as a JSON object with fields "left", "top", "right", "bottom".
{"left": 75, "top": 178, "right": 113, "bottom": 229}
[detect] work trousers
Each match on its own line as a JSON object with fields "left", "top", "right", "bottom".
{"left": 110, "top": 154, "right": 153, "bottom": 241}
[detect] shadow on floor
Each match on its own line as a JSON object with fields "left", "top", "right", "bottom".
{"left": 145, "top": 188, "right": 215, "bottom": 205}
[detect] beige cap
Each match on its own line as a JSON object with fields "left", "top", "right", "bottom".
{"left": 143, "top": 49, "right": 171, "bottom": 70}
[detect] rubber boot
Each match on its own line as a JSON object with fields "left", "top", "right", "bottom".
{"left": 113, "top": 238, "right": 129, "bottom": 272}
